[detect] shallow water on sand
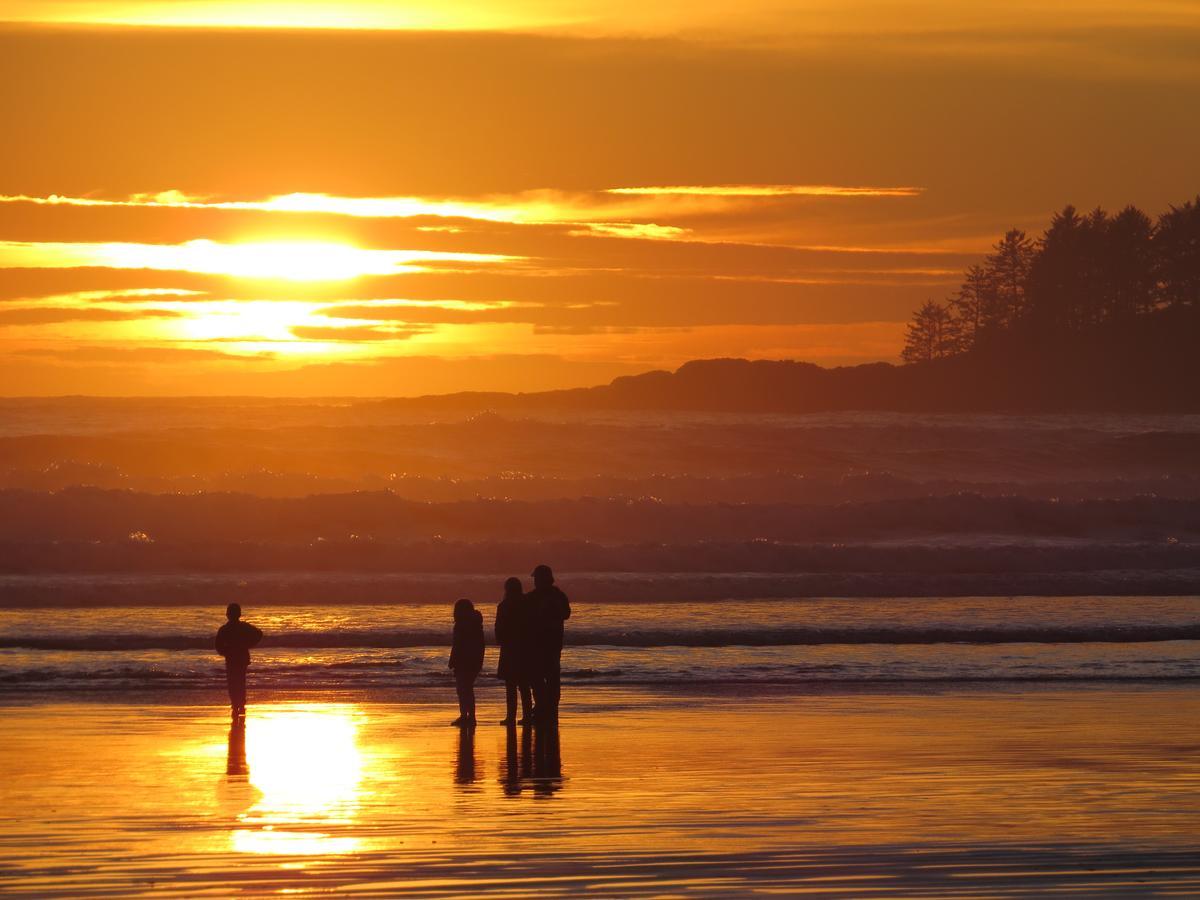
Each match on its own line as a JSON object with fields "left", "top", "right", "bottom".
{"left": 1, "top": 685, "right": 1198, "bottom": 897}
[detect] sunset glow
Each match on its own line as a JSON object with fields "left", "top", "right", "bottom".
{"left": 1, "top": 1, "right": 1197, "bottom": 394}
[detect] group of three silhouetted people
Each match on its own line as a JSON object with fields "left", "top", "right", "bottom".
{"left": 450, "top": 564, "right": 571, "bottom": 728}
{"left": 214, "top": 564, "right": 570, "bottom": 727}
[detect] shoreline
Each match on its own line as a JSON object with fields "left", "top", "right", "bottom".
{"left": 3, "top": 675, "right": 1200, "bottom": 707}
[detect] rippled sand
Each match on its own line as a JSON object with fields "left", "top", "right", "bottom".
{"left": 1, "top": 685, "right": 1198, "bottom": 896}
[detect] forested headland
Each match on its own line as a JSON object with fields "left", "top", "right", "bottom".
{"left": 902, "top": 196, "right": 1200, "bottom": 366}
{"left": 379, "top": 196, "right": 1200, "bottom": 412}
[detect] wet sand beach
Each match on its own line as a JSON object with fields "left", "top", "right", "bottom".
{"left": 1, "top": 684, "right": 1198, "bottom": 897}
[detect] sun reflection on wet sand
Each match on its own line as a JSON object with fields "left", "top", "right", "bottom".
{"left": 227, "top": 704, "right": 367, "bottom": 856}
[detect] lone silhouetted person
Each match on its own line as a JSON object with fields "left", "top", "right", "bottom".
{"left": 495, "top": 576, "right": 535, "bottom": 726}
{"left": 215, "top": 603, "right": 263, "bottom": 719}
{"left": 527, "top": 564, "right": 570, "bottom": 720}
{"left": 449, "top": 598, "right": 484, "bottom": 728}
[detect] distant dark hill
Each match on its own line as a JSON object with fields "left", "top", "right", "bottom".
{"left": 384, "top": 305, "right": 1200, "bottom": 413}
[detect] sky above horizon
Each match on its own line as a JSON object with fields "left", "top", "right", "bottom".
{"left": 1, "top": 2, "right": 1198, "bottom": 395}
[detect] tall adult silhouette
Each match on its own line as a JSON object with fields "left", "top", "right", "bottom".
{"left": 494, "top": 576, "right": 535, "bottom": 726}
{"left": 215, "top": 603, "right": 263, "bottom": 719}
{"left": 527, "top": 564, "right": 571, "bottom": 720}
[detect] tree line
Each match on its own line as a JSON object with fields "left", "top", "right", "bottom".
{"left": 902, "top": 196, "right": 1200, "bottom": 363}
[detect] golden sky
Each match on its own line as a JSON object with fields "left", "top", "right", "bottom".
{"left": 1, "top": 2, "right": 1198, "bottom": 395}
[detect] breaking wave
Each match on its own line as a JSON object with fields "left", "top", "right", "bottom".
{"left": 4, "top": 622, "right": 1200, "bottom": 651}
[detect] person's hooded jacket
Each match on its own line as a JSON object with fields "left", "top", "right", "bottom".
{"left": 449, "top": 608, "right": 485, "bottom": 675}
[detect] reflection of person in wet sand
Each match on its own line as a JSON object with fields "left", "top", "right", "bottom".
{"left": 532, "top": 724, "right": 563, "bottom": 798}
{"left": 502, "top": 725, "right": 523, "bottom": 797}
{"left": 501, "top": 723, "right": 564, "bottom": 798}
{"left": 216, "top": 720, "right": 261, "bottom": 824}
{"left": 226, "top": 719, "right": 248, "bottom": 776}
{"left": 455, "top": 726, "right": 476, "bottom": 785}
{"left": 215, "top": 603, "right": 263, "bottom": 719}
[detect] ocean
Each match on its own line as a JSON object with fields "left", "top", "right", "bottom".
{"left": 3, "top": 596, "right": 1197, "bottom": 697}
{"left": 3, "top": 403, "right": 1199, "bottom": 699}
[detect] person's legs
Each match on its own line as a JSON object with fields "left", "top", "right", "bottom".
{"left": 518, "top": 682, "right": 533, "bottom": 721}
{"left": 530, "top": 672, "right": 547, "bottom": 717}
{"left": 226, "top": 662, "right": 247, "bottom": 715}
{"left": 545, "top": 658, "right": 561, "bottom": 718}
{"left": 454, "top": 672, "right": 469, "bottom": 720}
{"left": 455, "top": 670, "right": 476, "bottom": 722}
{"left": 504, "top": 679, "right": 518, "bottom": 722}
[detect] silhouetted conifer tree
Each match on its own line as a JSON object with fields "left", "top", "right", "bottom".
{"left": 948, "top": 264, "right": 992, "bottom": 351}
{"left": 982, "top": 229, "right": 1035, "bottom": 329}
{"left": 1155, "top": 197, "right": 1200, "bottom": 308}
{"left": 1105, "top": 205, "right": 1156, "bottom": 319}
{"left": 901, "top": 300, "right": 956, "bottom": 363}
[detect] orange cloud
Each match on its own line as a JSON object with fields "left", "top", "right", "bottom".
{"left": 0, "top": 306, "right": 181, "bottom": 325}
{"left": 0, "top": 239, "right": 518, "bottom": 281}
{"left": 0, "top": 185, "right": 922, "bottom": 233}
{"left": 17, "top": 345, "right": 274, "bottom": 363}
{"left": 605, "top": 185, "right": 923, "bottom": 198}
{"left": 289, "top": 324, "right": 432, "bottom": 342}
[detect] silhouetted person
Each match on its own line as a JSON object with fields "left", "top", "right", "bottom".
{"left": 527, "top": 564, "right": 570, "bottom": 720}
{"left": 495, "top": 576, "right": 535, "bottom": 726}
{"left": 226, "top": 719, "right": 248, "bottom": 776}
{"left": 215, "top": 603, "right": 263, "bottom": 719}
{"left": 448, "top": 598, "right": 484, "bottom": 727}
